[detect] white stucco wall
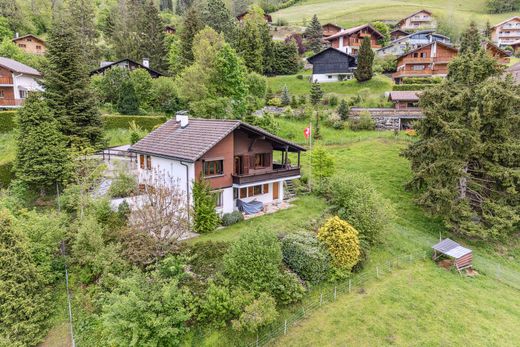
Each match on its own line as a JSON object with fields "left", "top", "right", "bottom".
{"left": 13, "top": 74, "right": 42, "bottom": 99}
{"left": 311, "top": 73, "right": 353, "bottom": 83}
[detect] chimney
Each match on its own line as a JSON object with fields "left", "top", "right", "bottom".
{"left": 176, "top": 110, "right": 189, "bottom": 128}
{"left": 142, "top": 58, "right": 150, "bottom": 68}
{"left": 15, "top": 32, "right": 19, "bottom": 39}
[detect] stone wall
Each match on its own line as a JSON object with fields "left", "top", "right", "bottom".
{"left": 349, "top": 115, "right": 401, "bottom": 130}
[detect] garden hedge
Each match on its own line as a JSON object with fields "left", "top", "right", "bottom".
{"left": 402, "top": 77, "right": 442, "bottom": 85}
{"left": 0, "top": 111, "right": 17, "bottom": 133}
{"left": 0, "top": 162, "right": 14, "bottom": 188}
{"left": 393, "top": 84, "right": 433, "bottom": 91}
{"left": 102, "top": 115, "right": 167, "bottom": 131}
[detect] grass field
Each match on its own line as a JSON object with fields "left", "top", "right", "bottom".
{"left": 272, "top": 0, "right": 517, "bottom": 29}
{"left": 0, "top": 132, "right": 15, "bottom": 166}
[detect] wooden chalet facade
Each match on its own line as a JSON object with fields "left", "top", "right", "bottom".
{"left": 12, "top": 34, "right": 46, "bottom": 55}
{"left": 129, "top": 114, "right": 304, "bottom": 215}
{"left": 390, "top": 29, "right": 409, "bottom": 41}
{"left": 482, "top": 41, "right": 510, "bottom": 64}
{"left": 307, "top": 47, "right": 357, "bottom": 82}
{"left": 397, "top": 10, "right": 437, "bottom": 31}
{"left": 322, "top": 23, "right": 342, "bottom": 38}
{"left": 490, "top": 16, "right": 520, "bottom": 47}
{"left": 378, "top": 30, "right": 451, "bottom": 56}
{"left": 324, "top": 24, "right": 384, "bottom": 55}
{"left": 89, "top": 58, "right": 163, "bottom": 78}
{"left": 0, "top": 57, "right": 42, "bottom": 108}
{"left": 392, "top": 41, "right": 458, "bottom": 83}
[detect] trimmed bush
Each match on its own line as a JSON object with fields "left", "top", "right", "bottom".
{"left": 392, "top": 84, "right": 434, "bottom": 91}
{"left": 281, "top": 232, "right": 330, "bottom": 284}
{"left": 108, "top": 171, "right": 137, "bottom": 198}
{"left": 0, "top": 111, "right": 16, "bottom": 133}
{"left": 102, "top": 115, "right": 167, "bottom": 131}
{"left": 402, "top": 77, "right": 443, "bottom": 84}
{"left": 221, "top": 211, "right": 244, "bottom": 226}
{"left": 231, "top": 292, "right": 278, "bottom": 333}
{"left": 317, "top": 216, "right": 360, "bottom": 271}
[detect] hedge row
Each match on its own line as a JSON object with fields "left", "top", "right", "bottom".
{"left": 393, "top": 84, "right": 434, "bottom": 91}
{"left": 0, "top": 111, "right": 17, "bottom": 133}
{"left": 0, "top": 162, "right": 14, "bottom": 188}
{"left": 102, "top": 115, "right": 168, "bottom": 130}
{"left": 402, "top": 77, "right": 443, "bottom": 85}
{"left": 265, "top": 0, "right": 303, "bottom": 12}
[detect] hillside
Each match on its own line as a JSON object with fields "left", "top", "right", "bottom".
{"left": 271, "top": 0, "right": 518, "bottom": 29}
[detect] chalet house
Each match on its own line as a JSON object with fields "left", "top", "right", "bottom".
{"left": 506, "top": 62, "right": 520, "bottom": 84}
{"left": 89, "top": 58, "right": 163, "bottom": 78}
{"left": 237, "top": 11, "right": 272, "bottom": 24}
{"left": 397, "top": 10, "right": 437, "bottom": 31}
{"left": 490, "top": 16, "right": 520, "bottom": 47}
{"left": 481, "top": 41, "right": 510, "bottom": 64}
{"left": 322, "top": 23, "right": 342, "bottom": 38}
{"left": 388, "top": 91, "right": 420, "bottom": 109}
{"left": 129, "top": 113, "right": 305, "bottom": 216}
{"left": 324, "top": 24, "right": 384, "bottom": 55}
{"left": 307, "top": 47, "right": 357, "bottom": 82}
{"left": 0, "top": 57, "right": 42, "bottom": 108}
{"left": 378, "top": 30, "right": 451, "bottom": 56}
{"left": 390, "top": 29, "right": 409, "bottom": 41}
{"left": 12, "top": 34, "right": 46, "bottom": 55}
{"left": 392, "top": 41, "right": 458, "bottom": 83}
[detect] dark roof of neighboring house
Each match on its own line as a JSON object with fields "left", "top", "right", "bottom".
{"left": 388, "top": 91, "right": 421, "bottom": 102}
{"left": 397, "top": 9, "right": 433, "bottom": 26}
{"left": 12, "top": 34, "right": 45, "bottom": 44}
{"left": 307, "top": 47, "right": 357, "bottom": 74}
{"left": 0, "top": 57, "right": 41, "bottom": 76}
{"left": 379, "top": 30, "right": 450, "bottom": 51}
{"left": 390, "top": 29, "right": 409, "bottom": 36}
{"left": 491, "top": 16, "right": 520, "bottom": 29}
{"left": 129, "top": 118, "right": 305, "bottom": 162}
{"left": 396, "top": 40, "right": 457, "bottom": 60}
{"left": 89, "top": 58, "right": 163, "bottom": 77}
{"left": 324, "top": 24, "right": 384, "bottom": 41}
{"left": 322, "top": 23, "right": 342, "bottom": 30}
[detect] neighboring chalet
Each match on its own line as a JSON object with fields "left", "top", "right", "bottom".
{"left": 396, "top": 10, "right": 437, "bottom": 31}
{"left": 237, "top": 11, "right": 272, "bottom": 23}
{"left": 390, "top": 29, "right": 409, "bottom": 41}
{"left": 349, "top": 91, "right": 423, "bottom": 130}
{"left": 129, "top": 114, "right": 305, "bottom": 215}
{"left": 324, "top": 24, "right": 384, "bottom": 55}
{"left": 307, "top": 47, "right": 357, "bottom": 82}
{"left": 511, "top": 40, "right": 520, "bottom": 55}
{"left": 322, "top": 23, "right": 342, "bottom": 38}
{"left": 89, "top": 58, "right": 163, "bottom": 78}
{"left": 481, "top": 41, "right": 510, "bottom": 64}
{"left": 0, "top": 57, "right": 42, "bottom": 108}
{"left": 490, "top": 16, "right": 520, "bottom": 47}
{"left": 392, "top": 41, "right": 458, "bottom": 83}
{"left": 164, "top": 25, "right": 176, "bottom": 35}
{"left": 12, "top": 34, "right": 46, "bottom": 55}
{"left": 506, "top": 62, "right": 520, "bottom": 84}
{"left": 378, "top": 30, "right": 451, "bottom": 56}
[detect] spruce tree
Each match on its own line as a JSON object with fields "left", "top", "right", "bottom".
{"left": 460, "top": 21, "right": 482, "bottom": 55}
{"left": 402, "top": 24, "right": 519, "bottom": 240}
{"left": 337, "top": 99, "right": 349, "bottom": 120}
{"left": 281, "top": 85, "right": 290, "bottom": 106}
{"left": 0, "top": 210, "right": 52, "bottom": 345}
{"left": 178, "top": 6, "right": 203, "bottom": 69}
{"left": 354, "top": 36, "right": 374, "bottom": 82}
{"left": 14, "top": 94, "right": 70, "bottom": 194}
{"left": 193, "top": 179, "right": 220, "bottom": 233}
{"left": 235, "top": 11, "right": 265, "bottom": 73}
{"left": 67, "top": 0, "right": 99, "bottom": 68}
{"left": 304, "top": 15, "right": 323, "bottom": 53}
{"left": 484, "top": 20, "right": 492, "bottom": 40}
{"left": 44, "top": 18, "right": 103, "bottom": 147}
{"left": 139, "top": 1, "right": 168, "bottom": 71}
{"left": 309, "top": 81, "right": 323, "bottom": 106}
{"left": 203, "top": 0, "right": 236, "bottom": 40}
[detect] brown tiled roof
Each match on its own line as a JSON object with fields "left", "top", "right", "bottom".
{"left": 388, "top": 91, "right": 421, "bottom": 101}
{"left": 129, "top": 118, "right": 305, "bottom": 162}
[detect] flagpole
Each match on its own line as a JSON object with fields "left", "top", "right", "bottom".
{"left": 309, "top": 121, "right": 312, "bottom": 192}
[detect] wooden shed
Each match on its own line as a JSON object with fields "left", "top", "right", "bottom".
{"left": 432, "top": 238, "right": 473, "bottom": 272}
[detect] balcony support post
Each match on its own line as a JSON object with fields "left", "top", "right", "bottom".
{"left": 297, "top": 151, "right": 300, "bottom": 167}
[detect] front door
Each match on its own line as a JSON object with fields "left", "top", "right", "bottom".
{"left": 273, "top": 182, "right": 279, "bottom": 200}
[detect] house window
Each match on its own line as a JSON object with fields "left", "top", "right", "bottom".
{"left": 139, "top": 155, "right": 151, "bottom": 170}
{"left": 0, "top": 90, "right": 4, "bottom": 98}
{"left": 327, "top": 75, "right": 333, "bottom": 79}
{"left": 36, "top": 45, "right": 41, "bottom": 50}
{"left": 233, "top": 188, "right": 239, "bottom": 199}
{"left": 27, "top": 38, "right": 32, "bottom": 42}
{"left": 204, "top": 160, "right": 223, "bottom": 177}
{"left": 240, "top": 187, "right": 247, "bottom": 199}
{"left": 254, "top": 153, "right": 270, "bottom": 168}
{"left": 146, "top": 155, "right": 151, "bottom": 170}
{"left": 18, "top": 44, "right": 26, "bottom": 48}
{"left": 412, "top": 65, "right": 425, "bottom": 71}
{"left": 19, "top": 90, "right": 28, "bottom": 99}
{"left": 212, "top": 190, "right": 223, "bottom": 208}
{"left": 139, "top": 155, "right": 145, "bottom": 169}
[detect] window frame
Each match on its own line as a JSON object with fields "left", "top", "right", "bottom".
{"left": 203, "top": 159, "right": 224, "bottom": 177}
{"left": 212, "top": 190, "right": 223, "bottom": 208}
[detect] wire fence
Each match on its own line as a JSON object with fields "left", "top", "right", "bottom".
{"left": 245, "top": 250, "right": 429, "bottom": 347}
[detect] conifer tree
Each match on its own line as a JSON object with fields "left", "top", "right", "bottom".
{"left": 309, "top": 81, "right": 323, "bottom": 106}
{"left": 304, "top": 15, "right": 323, "bottom": 53}
{"left": 14, "top": 94, "right": 70, "bottom": 194}
{"left": 403, "top": 24, "right": 519, "bottom": 240}
{"left": 67, "top": 0, "right": 99, "bottom": 68}
{"left": 235, "top": 11, "right": 265, "bottom": 73}
{"left": 281, "top": 85, "right": 290, "bottom": 106}
{"left": 178, "top": 6, "right": 203, "bottom": 69}
{"left": 117, "top": 79, "right": 140, "bottom": 115}
{"left": 0, "top": 210, "right": 52, "bottom": 346}
{"left": 484, "top": 20, "right": 492, "bottom": 40}
{"left": 203, "top": 0, "right": 236, "bottom": 41}
{"left": 139, "top": 0, "right": 168, "bottom": 71}
{"left": 193, "top": 179, "right": 220, "bottom": 233}
{"left": 460, "top": 21, "right": 482, "bottom": 55}
{"left": 44, "top": 17, "right": 103, "bottom": 147}
{"left": 337, "top": 99, "right": 349, "bottom": 120}
{"left": 354, "top": 36, "right": 374, "bottom": 82}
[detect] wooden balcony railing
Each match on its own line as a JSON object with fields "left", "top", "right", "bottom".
{"left": 0, "top": 76, "right": 13, "bottom": 85}
{"left": 0, "top": 99, "right": 24, "bottom": 107}
{"left": 349, "top": 107, "right": 424, "bottom": 118}
{"left": 232, "top": 166, "right": 301, "bottom": 185}
{"left": 393, "top": 69, "right": 433, "bottom": 78}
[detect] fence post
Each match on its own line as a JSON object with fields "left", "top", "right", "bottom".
{"left": 284, "top": 319, "right": 287, "bottom": 335}
{"left": 348, "top": 279, "right": 351, "bottom": 293}
{"left": 334, "top": 286, "right": 337, "bottom": 300}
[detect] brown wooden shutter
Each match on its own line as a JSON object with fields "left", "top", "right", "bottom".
{"left": 139, "top": 155, "right": 145, "bottom": 169}
{"left": 243, "top": 155, "right": 250, "bottom": 175}
{"left": 249, "top": 154, "right": 255, "bottom": 169}
{"left": 265, "top": 153, "right": 272, "bottom": 168}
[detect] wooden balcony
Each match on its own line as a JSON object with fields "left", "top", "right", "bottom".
{"left": 232, "top": 166, "right": 301, "bottom": 185}
{"left": 403, "top": 58, "right": 432, "bottom": 64}
{"left": 0, "top": 98, "right": 24, "bottom": 107}
{"left": 393, "top": 69, "right": 433, "bottom": 79}
{"left": 0, "top": 76, "right": 13, "bottom": 85}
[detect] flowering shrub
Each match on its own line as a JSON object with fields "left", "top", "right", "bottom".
{"left": 405, "top": 129, "right": 417, "bottom": 137}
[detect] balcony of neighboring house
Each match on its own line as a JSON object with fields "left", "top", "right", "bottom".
{"left": 232, "top": 151, "right": 302, "bottom": 186}
{"left": 0, "top": 76, "right": 13, "bottom": 85}
{"left": 393, "top": 68, "right": 433, "bottom": 79}
{"left": 0, "top": 98, "right": 24, "bottom": 107}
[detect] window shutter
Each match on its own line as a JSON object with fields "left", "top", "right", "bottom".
{"left": 266, "top": 153, "right": 272, "bottom": 167}
{"left": 242, "top": 156, "right": 249, "bottom": 175}
{"left": 249, "top": 155, "right": 255, "bottom": 169}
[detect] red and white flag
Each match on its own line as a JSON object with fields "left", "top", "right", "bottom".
{"left": 303, "top": 127, "right": 311, "bottom": 139}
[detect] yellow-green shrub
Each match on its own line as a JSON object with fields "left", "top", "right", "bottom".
{"left": 317, "top": 216, "right": 360, "bottom": 270}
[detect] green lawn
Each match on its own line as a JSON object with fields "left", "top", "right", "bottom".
{"left": 272, "top": 0, "right": 517, "bottom": 29}
{"left": 0, "top": 132, "right": 16, "bottom": 166}
{"left": 267, "top": 73, "right": 393, "bottom": 100}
